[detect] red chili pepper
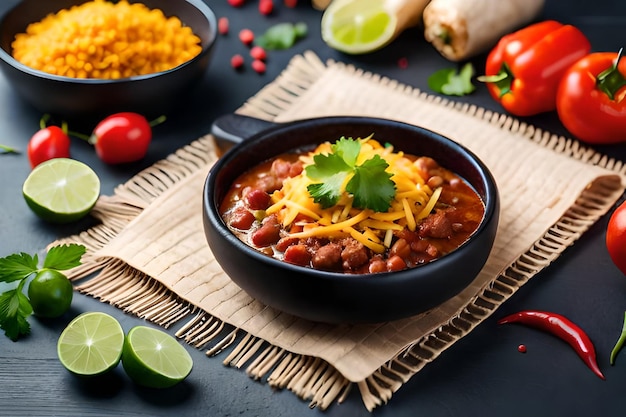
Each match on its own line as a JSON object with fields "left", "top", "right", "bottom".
{"left": 89, "top": 112, "right": 165, "bottom": 164}
{"left": 27, "top": 116, "right": 71, "bottom": 168}
{"left": 479, "top": 20, "right": 591, "bottom": 117}
{"left": 498, "top": 310, "right": 605, "bottom": 380}
{"left": 556, "top": 49, "right": 626, "bottom": 144}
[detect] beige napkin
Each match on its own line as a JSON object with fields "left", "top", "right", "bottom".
{"left": 58, "top": 52, "right": 626, "bottom": 411}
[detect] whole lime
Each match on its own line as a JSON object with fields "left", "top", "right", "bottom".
{"left": 28, "top": 269, "right": 73, "bottom": 318}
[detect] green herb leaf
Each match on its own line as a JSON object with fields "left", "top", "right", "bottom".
{"left": 305, "top": 137, "right": 396, "bottom": 212}
{"left": 43, "top": 243, "right": 86, "bottom": 271}
{"left": 428, "top": 63, "right": 476, "bottom": 96}
{"left": 347, "top": 155, "right": 395, "bottom": 212}
{"left": 307, "top": 172, "right": 348, "bottom": 208}
{"left": 0, "top": 244, "right": 86, "bottom": 341}
{"left": 0, "top": 284, "right": 32, "bottom": 342}
{"left": 0, "top": 253, "right": 38, "bottom": 283}
{"left": 256, "top": 22, "right": 308, "bottom": 50}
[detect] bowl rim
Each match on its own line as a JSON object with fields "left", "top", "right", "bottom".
{"left": 0, "top": 0, "right": 217, "bottom": 84}
{"left": 204, "top": 115, "right": 500, "bottom": 283}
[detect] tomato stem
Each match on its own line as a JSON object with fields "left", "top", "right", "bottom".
{"left": 0, "top": 144, "right": 19, "bottom": 154}
{"left": 597, "top": 47, "right": 625, "bottom": 100}
{"left": 148, "top": 115, "right": 167, "bottom": 128}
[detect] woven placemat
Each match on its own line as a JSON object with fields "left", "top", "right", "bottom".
{"left": 55, "top": 51, "right": 626, "bottom": 411}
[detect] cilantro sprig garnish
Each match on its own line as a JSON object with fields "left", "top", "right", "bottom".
{"left": 0, "top": 244, "right": 86, "bottom": 341}
{"left": 305, "top": 137, "right": 396, "bottom": 212}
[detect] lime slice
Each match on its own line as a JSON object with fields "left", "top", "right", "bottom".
{"left": 23, "top": 158, "right": 100, "bottom": 224}
{"left": 57, "top": 312, "right": 125, "bottom": 377}
{"left": 122, "top": 326, "right": 193, "bottom": 389}
{"left": 321, "top": 0, "right": 396, "bottom": 54}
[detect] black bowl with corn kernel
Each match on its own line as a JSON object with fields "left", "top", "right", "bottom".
{"left": 0, "top": 0, "right": 217, "bottom": 120}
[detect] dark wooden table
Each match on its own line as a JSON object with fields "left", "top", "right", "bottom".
{"left": 1, "top": 1, "right": 626, "bottom": 416}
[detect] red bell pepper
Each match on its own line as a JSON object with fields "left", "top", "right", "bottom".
{"left": 480, "top": 20, "right": 591, "bottom": 117}
{"left": 556, "top": 49, "right": 626, "bottom": 144}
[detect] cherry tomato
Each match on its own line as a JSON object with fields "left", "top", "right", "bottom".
{"left": 90, "top": 112, "right": 158, "bottom": 164}
{"left": 27, "top": 269, "right": 73, "bottom": 318}
{"left": 27, "top": 125, "right": 71, "bottom": 168}
{"left": 607, "top": 200, "right": 626, "bottom": 275}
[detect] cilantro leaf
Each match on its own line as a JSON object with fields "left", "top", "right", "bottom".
{"left": 428, "top": 63, "right": 476, "bottom": 96}
{"left": 43, "top": 243, "right": 86, "bottom": 271}
{"left": 347, "top": 155, "right": 395, "bottom": 212}
{"left": 306, "top": 152, "right": 352, "bottom": 180}
{"left": 256, "top": 22, "right": 308, "bottom": 50}
{"left": 305, "top": 137, "right": 397, "bottom": 212}
{"left": 331, "top": 136, "right": 360, "bottom": 167}
{"left": 0, "top": 252, "right": 38, "bottom": 283}
{"left": 307, "top": 172, "right": 348, "bottom": 208}
{"left": 0, "top": 284, "right": 32, "bottom": 341}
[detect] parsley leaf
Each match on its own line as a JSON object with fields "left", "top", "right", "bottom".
{"left": 0, "top": 252, "right": 38, "bottom": 283}
{"left": 428, "top": 62, "right": 476, "bottom": 96}
{"left": 305, "top": 137, "right": 396, "bottom": 212}
{"left": 0, "top": 243, "right": 86, "bottom": 341}
{"left": 347, "top": 155, "right": 395, "bottom": 212}
{"left": 43, "top": 244, "right": 86, "bottom": 270}
{"left": 256, "top": 22, "right": 308, "bottom": 50}
{"left": 0, "top": 283, "right": 32, "bottom": 342}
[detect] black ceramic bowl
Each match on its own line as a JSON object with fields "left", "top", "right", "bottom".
{"left": 203, "top": 114, "right": 500, "bottom": 324}
{"left": 0, "top": 0, "right": 216, "bottom": 120}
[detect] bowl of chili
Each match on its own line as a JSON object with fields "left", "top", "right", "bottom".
{"left": 0, "top": 0, "right": 217, "bottom": 121}
{"left": 203, "top": 114, "right": 500, "bottom": 324}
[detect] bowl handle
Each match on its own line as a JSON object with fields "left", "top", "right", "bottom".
{"left": 211, "top": 114, "right": 277, "bottom": 144}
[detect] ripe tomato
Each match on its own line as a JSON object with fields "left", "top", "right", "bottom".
{"left": 607, "top": 200, "right": 626, "bottom": 276}
{"left": 556, "top": 51, "right": 626, "bottom": 144}
{"left": 27, "top": 126, "right": 71, "bottom": 168}
{"left": 90, "top": 112, "right": 161, "bottom": 164}
{"left": 27, "top": 269, "right": 73, "bottom": 318}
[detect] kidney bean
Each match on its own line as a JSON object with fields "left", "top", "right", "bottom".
{"left": 284, "top": 244, "right": 311, "bottom": 266}
{"left": 276, "top": 236, "right": 299, "bottom": 252}
{"left": 389, "top": 238, "right": 411, "bottom": 260}
{"left": 245, "top": 188, "right": 271, "bottom": 210}
{"left": 386, "top": 255, "right": 407, "bottom": 272}
{"left": 251, "top": 215, "right": 280, "bottom": 247}
{"left": 228, "top": 206, "right": 255, "bottom": 230}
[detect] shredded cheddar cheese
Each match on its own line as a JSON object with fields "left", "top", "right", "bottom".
{"left": 266, "top": 137, "right": 442, "bottom": 254}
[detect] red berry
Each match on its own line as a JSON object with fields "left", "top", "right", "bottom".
{"left": 230, "top": 54, "right": 245, "bottom": 69}
{"left": 284, "top": 0, "right": 297, "bottom": 7}
{"left": 259, "top": 0, "right": 273, "bottom": 15}
{"left": 239, "top": 28, "right": 255, "bottom": 45}
{"left": 218, "top": 17, "right": 229, "bottom": 35}
{"left": 251, "top": 59, "right": 266, "bottom": 74}
{"left": 250, "top": 46, "right": 267, "bottom": 61}
{"left": 228, "top": 0, "right": 245, "bottom": 7}
{"left": 517, "top": 344, "right": 527, "bottom": 353}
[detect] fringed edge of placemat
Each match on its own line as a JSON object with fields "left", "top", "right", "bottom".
{"left": 53, "top": 51, "right": 626, "bottom": 412}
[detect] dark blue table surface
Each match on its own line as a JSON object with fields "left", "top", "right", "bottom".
{"left": 1, "top": 1, "right": 626, "bottom": 416}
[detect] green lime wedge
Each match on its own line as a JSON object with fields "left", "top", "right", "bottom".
{"left": 321, "top": 0, "right": 395, "bottom": 54}
{"left": 23, "top": 158, "right": 100, "bottom": 224}
{"left": 57, "top": 312, "right": 125, "bottom": 377}
{"left": 122, "top": 326, "right": 193, "bottom": 389}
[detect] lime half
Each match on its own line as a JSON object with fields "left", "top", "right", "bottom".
{"left": 57, "top": 312, "right": 125, "bottom": 377}
{"left": 122, "top": 326, "right": 193, "bottom": 389}
{"left": 23, "top": 158, "right": 100, "bottom": 224}
{"left": 321, "top": 0, "right": 396, "bottom": 54}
